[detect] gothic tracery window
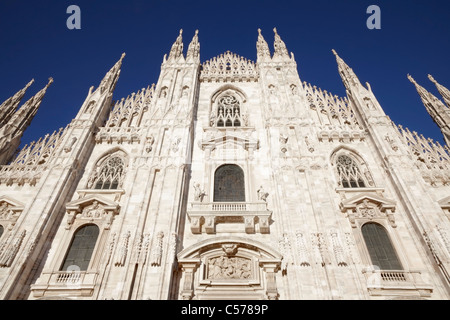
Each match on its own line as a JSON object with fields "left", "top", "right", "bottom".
{"left": 60, "top": 224, "right": 100, "bottom": 272}
{"left": 336, "top": 155, "right": 367, "bottom": 188}
{"left": 215, "top": 95, "right": 242, "bottom": 127}
{"left": 214, "top": 164, "right": 245, "bottom": 202}
{"left": 362, "top": 223, "right": 402, "bottom": 270}
{"left": 89, "top": 155, "right": 125, "bottom": 190}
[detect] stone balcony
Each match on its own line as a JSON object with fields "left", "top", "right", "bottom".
{"left": 362, "top": 268, "right": 433, "bottom": 298}
{"left": 31, "top": 270, "right": 99, "bottom": 298}
{"left": 187, "top": 201, "right": 272, "bottom": 234}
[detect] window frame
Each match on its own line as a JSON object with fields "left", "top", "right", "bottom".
{"left": 60, "top": 224, "right": 100, "bottom": 272}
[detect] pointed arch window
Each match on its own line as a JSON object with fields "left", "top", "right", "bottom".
{"left": 214, "top": 164, "right": 245, "bottom": 202}
{"left": 336, "top": 155, "right": 367, "bottom": 188}
{"left": 362, "top": 223, "right": 402, "bottom": 270}
{"left": 0, "top": 225, "right": 3, "bottom": 239}
{"left": 60, "top": 224, "right": 99, "bottom": 272}
{"left": 216, "top": 95, "right": 242, "bottom": 127}
{"left": 89, "top": 156, "right": 125, "bottom": 190}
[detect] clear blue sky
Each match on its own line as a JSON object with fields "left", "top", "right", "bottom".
{"left": 1, "top": 0, "right": 449, "bottom": 147}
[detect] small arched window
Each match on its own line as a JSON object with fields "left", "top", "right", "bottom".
{"left": 214, "top": 164, "right": 245, "bottom": 202}
{"left": 215, "top": 95, "right": 241, "bottom": 127}
{"left": 362, "top": 223, "right": 402, "bottom": 270}
{"left": 0, "top": 225, "right": 3, "bottom": 239}
{"left": 90, "top": 156, "right": 125, "bottom": 190}
{"left": 60, "top": 224, "right": 100, "bottom": 272}
{"left": 336, "top": 155, "right": 367, "bottom": 188}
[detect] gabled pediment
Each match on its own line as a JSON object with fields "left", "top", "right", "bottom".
{"left": 438, "top": 196, "right": 450, "bottom": 209}
{"left": 66, "top": 194, "right": 119, "bottom": 213}
{"left": 340, "top": 192, "right": 396, "bottom": 212}
{"left": 199, "top": 132, "right": 259, "bottom": 151}
{"left": 0, "top": 196, "right": 25, "bottom": 210}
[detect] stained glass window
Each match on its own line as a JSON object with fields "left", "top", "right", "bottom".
{"left": 336, "top": 155, "right": 367, "bottom": 188}
{"left": 92, "top": 156, "right": 124, "bottom": 190}
{"left": 60, "top": 224, "right": 100, "bottom": 271}
{"left": 215, "top": 95, "right": 242, "bottom": 127}
{"left": 362, "top": 223, "right": 402, "bottom": 270}
{"left": 214, "top": 164, "right": 245, "bottom": 202}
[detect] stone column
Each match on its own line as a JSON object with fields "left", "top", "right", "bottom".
{"left": 178, "top": 259, "right": 200, "bottom": 300}
{"left": 260, "top": 260, "right": 280, "bottom": 300}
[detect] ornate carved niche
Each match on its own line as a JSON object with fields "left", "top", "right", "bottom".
{"left": 65, "top": 195, "right": 120, "bottom": 230}
{"left": 339, "top": 191, "right": 397, "bottom": 228}
{"left": 177, "top": 238, "right": 282, "bottom": 300}
{"left": 0, "top": 196, "right": 24, "bottom": 232}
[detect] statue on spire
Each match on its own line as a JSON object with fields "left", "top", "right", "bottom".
{"left": 256, "top": 28, "right": 271, "bottom": 61}
{"left": 168, "top": 29, "right": 184, "bottom": 60}
{"left": 273, "top": 27, "right": 289, "bottom": 59}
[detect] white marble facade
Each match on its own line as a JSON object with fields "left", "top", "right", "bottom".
{"left": 0, "top": 29, "right": 449, "bottom": 300}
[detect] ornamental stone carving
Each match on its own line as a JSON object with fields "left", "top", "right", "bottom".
{"left": 207, "top": 256, "right": 252, "bottom": 280}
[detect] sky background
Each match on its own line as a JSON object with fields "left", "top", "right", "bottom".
{"left": 1, "top": 0, "right": 449, "bottom": 148}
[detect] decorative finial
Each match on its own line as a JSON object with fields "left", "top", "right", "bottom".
{"left": 407, "top": 74, "right": 416, "bottom": 84}
{"left": 47, "top": 77, "right": 54, "bottom": 86}
{"left": 121, "top": 52, "right": 126, "bottom": 59}
{"left": 258, "top": 28, "right": 262, "bottom": 34}
{"left": 179, "top": 29, "right": 183, "bottom": 35}
{"left": 428, "top": 74, "right": 436, "bottom": 83}
{"left": 273, "top": 27, "right": 277, "bottom": 34}
{"left": 332, "top": 49, "right": 338, "bottom": 56}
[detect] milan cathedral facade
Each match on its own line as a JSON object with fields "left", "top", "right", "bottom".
{"left": 0, "top": 28, "right": 449, "bottom": 300}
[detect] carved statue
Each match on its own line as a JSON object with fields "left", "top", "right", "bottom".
{"left": 145, "top": 135, "right": 155, "bottom": 153}
{"left": 193, "top": 182, "right": 206, "bottom": 202}
{"left": 257, "top": 186, "right": 269, "bottom": 202}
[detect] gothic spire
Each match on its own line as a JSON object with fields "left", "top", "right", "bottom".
{"left": 98, "top": 53, "right": 126, "bottom": 95}
{"left": 186, "top": 30, "right": 200, "bottom": 62}
{"left": 332, "top": 49, "right": 365, "bottom": 91}
{"left": 272, "top": 27, "right": 289, "bottom": 59}
{"left": 408, "top": 74, "right": 447, "bottom": 112}
{"left": 168, "top": 29, "right": 184, "bottom": 61}
{"left": 0, "top": 79, "right": 35, "bottom": 127}
{"left": 428, "top": 74, "right": 450, "bottom": 108}
{"left": 256, "top": 28, "right": 271, "bottom": 61}
{"left": 8, "top": 78, "right": 54, "bottom": 139}
{"left": 0, "top": 78, "right": 53, "bottom": 164}
{"left": 408, "top": 74, "right": 450, "bottom": 145}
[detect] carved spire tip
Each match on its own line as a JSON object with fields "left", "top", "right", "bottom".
{"left": 428, "top": 74, "right": 436, "bottom": 83}
{"left": 407, "top": 74, "right": 416, "bottom": 84}
{"left": 273, "top": 27, "right": 277, "bottom": 34}
{"left": 332, "top": 49, "right": 338, "bottom": 56}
